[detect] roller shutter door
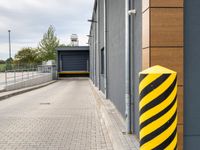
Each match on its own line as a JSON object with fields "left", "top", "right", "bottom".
{"left": 61, "top": 51, "right": 89, "bottom": 71}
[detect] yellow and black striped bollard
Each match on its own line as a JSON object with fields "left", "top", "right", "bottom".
{"left": 139, "top": 65, "right": 178, "bottom": 150}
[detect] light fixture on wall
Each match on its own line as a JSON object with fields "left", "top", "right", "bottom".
{"left": 128, "top": 9, "right": 136, "bottom": 15}
{"left": 88, "top": 19, "right": 97, "bottom": 23}
{"left": 86, "top": 35, "right": 92, "bottom": 37}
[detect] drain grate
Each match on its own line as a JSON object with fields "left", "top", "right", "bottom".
{"left": 122, "top": 131, "right": 127, "bottom": 135}
{"left": 40, "top": 102, "right": 51, "bottom": 105}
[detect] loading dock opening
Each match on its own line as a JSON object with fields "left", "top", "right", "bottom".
{"left": 56, "top": 46, "right": 90, "bottom": 77}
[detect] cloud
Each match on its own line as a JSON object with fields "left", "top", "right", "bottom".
{"left": 0, "top": 0, "right": 94, "bottom": 60}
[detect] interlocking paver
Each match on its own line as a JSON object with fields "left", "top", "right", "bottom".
{"left": 0, "top": 79, "right": 113, "bottom": 150}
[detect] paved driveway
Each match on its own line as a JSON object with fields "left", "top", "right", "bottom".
{"left": 0, "top": 78, "right": 113, "bottom": 150}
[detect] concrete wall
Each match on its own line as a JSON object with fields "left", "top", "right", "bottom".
{"left": 184, "top": 0, "right": 200, "bottom": 149}
{"left": 5, "top": 74, "right": 52, "bottom": 91}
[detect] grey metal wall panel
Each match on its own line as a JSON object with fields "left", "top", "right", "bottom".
{"left": 107, "top": 0, "right": 126, "bottom": 117}
{"left": 100, "top": 75, "right": 105, "bottom": 93}
{"left": 99, "top": 0, "right": 104, "bottom": 49}
{"left": 98, "top": 0, "right": 105, "bottom": 93}
{"left": 184, "top": 137, "right": 200, "bottom": 150}
{"left": 94, "top": 10, "right": 98, "bottom": 87}
{"left": 185, "top": 0, "right": 200, "bottom": 148}
{"left": 60, "top": 51, "right": 89, "bottom": 71}
{"left": 96, "top": 6, "right": 100, "bottom": 89}
{"left": 89, "top": 27, "right": 95, "bottom": 82}
{"left": 89, "top": 10, "right": 98, "bottom": 86}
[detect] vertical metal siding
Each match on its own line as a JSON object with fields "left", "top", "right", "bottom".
{"left": 107, "top": 0, "right": 126, "bottom": 117}
{"left": 99, "top": 0, "right": 105, "bottom": 93}
{"left": 184, "top": 0, "right": 200, "bottom": 149}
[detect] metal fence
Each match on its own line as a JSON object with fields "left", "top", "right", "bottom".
{"left": 0, "top": 65, "right": 55, "bottom": 91}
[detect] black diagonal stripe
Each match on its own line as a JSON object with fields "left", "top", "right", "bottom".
{"left": 140, "top": 76, "right": 177, "bottom": 116}
{"left": 140, "top": 94, "right": 177, "bottom": 130}
{"left": 152, "top": 128, "right": 177, "bottom": 150}
{"left": 140, "top": 111, "right": 177, "bottom": 146}
{"left": 174, "top": 144, "right": 177, "bottom": 150}
{"left": 140, "top": 74, "right": 171, "bottom": 101}
{"left": 139, "top": 74, "right": 148, "bottom": 82}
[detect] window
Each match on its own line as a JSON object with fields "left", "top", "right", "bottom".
{"left": 101, "top": 48, "right": 104, "bottom": 74}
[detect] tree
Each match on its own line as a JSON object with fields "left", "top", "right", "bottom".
{"left": 14, "top": 47, "right": 39, "bottom": 65}
{"left": 0, "top": 60, "right": 5, "bottom": 64}
{"left": 5, "top": 57, "right": 13, "bottom": 64}
{"left": 38, "top": 25, "right": 59, "bottom": 61}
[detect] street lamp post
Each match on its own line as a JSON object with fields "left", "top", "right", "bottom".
{"left": 8, "top": 30, "right": 11, "bottom": 59}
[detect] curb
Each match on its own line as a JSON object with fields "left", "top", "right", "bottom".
{"left": 0, "top": 80, "right": 57, "bottom": 101}
{"left": 89, "top": 80, "right": 139, "bottom": 150}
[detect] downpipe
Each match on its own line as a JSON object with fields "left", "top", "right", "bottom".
{"left": 125, "top": 0, "right": 131, "bottom": 134}
{"left": 104, "top": 0, "right": 107, "bottom": 98}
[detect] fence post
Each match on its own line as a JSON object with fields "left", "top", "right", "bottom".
{"left": 5, "top": 70, "right": 7, "bottom": 86}
{"left": 31, "top": 66, "right": 34, "bottom": 78}
{"left": 14, "top": 69, "right": 16, "bottom": 84}
{"left": 139, "top": 65, "right": 178, "bottom": 150}
{"left": 22, "top": 69, "right": 24, "bottom": 81}
{"left": 27, "top": 68, "right": 29, "bottom": 79}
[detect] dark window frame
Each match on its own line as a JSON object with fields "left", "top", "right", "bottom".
{"left": 100, "top": 47, "right": 104, "bottom": 75}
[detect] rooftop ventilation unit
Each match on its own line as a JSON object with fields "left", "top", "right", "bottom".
{"left": 70, "top": 34, "right": 79, "bottom": 46}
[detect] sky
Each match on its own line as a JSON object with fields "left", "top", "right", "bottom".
{"left": 0, "top": 0, "right": 94, "bottom": 60}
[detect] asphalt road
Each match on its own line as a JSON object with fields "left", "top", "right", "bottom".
{"left": 0, "top": 78, "right": 113, "bottom": 150}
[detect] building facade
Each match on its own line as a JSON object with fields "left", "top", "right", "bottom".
{"left": 89, "top": 0, "right": 200, "bottom": 149}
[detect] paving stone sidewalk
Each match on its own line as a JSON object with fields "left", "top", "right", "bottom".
{"left": 0, "top": 79, "right": 113, "bottom": 150}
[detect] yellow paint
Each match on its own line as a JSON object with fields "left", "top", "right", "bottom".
{"left": 140, "top": 101, "right": 177, "bottom": 139}
{"left": 139, "top": 66, "right": 178, "bottom": 150}
{"left": 140, "top": 116, "right": 177, "bottom": 150}
{"left": 140, "top": 65, "right": 177, "bottom": 75}
{"left": 165, "top": 133, "right": 177, "bottom": 150}
{"left": 59, "top": 71, "right": 90, "bottom": 75}
{"left": 139, "top": 74, "right": 162, "bottom": 94}
{"left": 139, "top": 74, "right": 176, "bottom": 110}
{"left": 140, "top": 85, "right": 177, "bottom": 124}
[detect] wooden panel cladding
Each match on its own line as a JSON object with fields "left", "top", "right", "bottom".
{"left": 142, "top": 0, "right": 149, "bottom": 12}
{"left": 143, "top": 0, "right": 183, "bottom": 12}
{"left": 151, "top": 8, "right": 183, "bottom": 47}
{"left": 177, "top": 86, "right": 183, "bottom": 125}
{"left": 150, "top": 48, "right": 183, "bottom": 85}
{"left": 142, "top": 48, "right": 149, "bottom": 70}
{"left": 151, "top": 0, "right": 183, "bottom": 8}
{"left": 142, "top": 2, "right": 184, "bottom": 149}
{"left": 178, "top": 125, "right": 183, "bottom": 150}
{"left": 142, "top": 9, "right": 150, "bottom": 49}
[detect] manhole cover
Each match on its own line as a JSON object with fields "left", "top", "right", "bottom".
{"left": 40, "top": 102, "right": 51, "bottom": 105}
